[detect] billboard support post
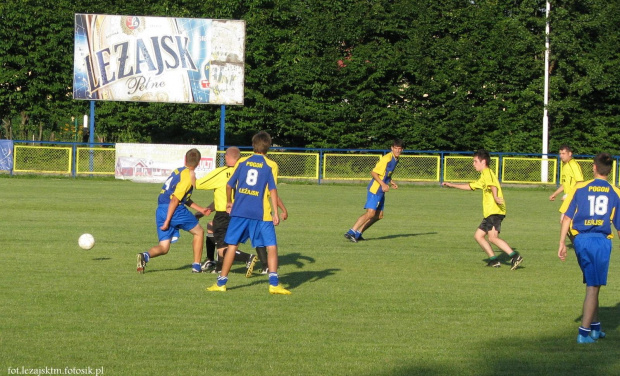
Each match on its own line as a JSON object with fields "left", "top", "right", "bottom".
{"left": 220, "top": 105, "right": 226, "bottom": 151}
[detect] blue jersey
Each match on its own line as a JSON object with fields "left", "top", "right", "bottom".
{"left": 227, "top": 154, "right": 278, "bottom": 221}
{"left": 158, "top": 167, "right": 194, "bottom": 206}
{"left": 564, "top": 178, "right": 620, "bottom": 238}
{"left": 368, "top": 152, "right": 398, "bottom": 194}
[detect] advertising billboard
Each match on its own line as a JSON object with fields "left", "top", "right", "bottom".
{"left": 74, "top": 14, "right": 245, "bottom": 105}
{"left": 115, "top": 143, "right": 217, "bottom": 183}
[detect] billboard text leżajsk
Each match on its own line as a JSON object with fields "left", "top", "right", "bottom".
{"left": 73, "top": 14, "right": 245, "bottom": 105}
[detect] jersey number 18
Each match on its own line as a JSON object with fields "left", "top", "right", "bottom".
{"left": 588, "top": 195, "right": 608, "bottom": 216}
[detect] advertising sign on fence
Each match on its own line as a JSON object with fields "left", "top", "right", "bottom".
{"left": 73, "top": 14, "right": 245, "bottom": 105}
{"left": 115, "top": 143, "right": 217, "bottom": 183}
{"left": 0, "top": 140, "right": 13, "bottom": 172}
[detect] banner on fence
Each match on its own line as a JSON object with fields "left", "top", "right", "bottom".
{"left": 0, "top": 140, "right": 13, "bottom": 172}
{"left": 115, "top": 143, "right": 216, "bottom": 183}
{"left": 73, "top": 14, "right": 245, "bottom": 105}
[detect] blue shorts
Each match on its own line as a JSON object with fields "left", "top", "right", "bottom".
{"left": 574, "top": 233, "right": 612, "bottom": 286}
{"left": 364, "top": 190, "right": 385, "bottom": 212}
{"left": 224, "top": 217, "right": 277, "bottom": 248}
{"left": 155, "top": 204, "right": 199, "bottom": 242}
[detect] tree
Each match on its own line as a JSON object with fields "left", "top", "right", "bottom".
{"left": 1, "top": 0, "right": 618, "bottom": 154}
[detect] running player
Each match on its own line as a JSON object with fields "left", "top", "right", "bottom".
{"left": 137, "top": 148, "right": 209, "bottom": 274}
{"left": 344, "top": 139, "right": 403, "bottom": 242}
{"left": 442, "top": 149, "right": 523, "bottom": 269}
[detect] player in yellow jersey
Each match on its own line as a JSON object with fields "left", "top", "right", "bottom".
{"left": 443, "top": 149, "right": 523, "bottom": 269}
{"left": 550, "top": 145, "right": 584, "bottom": 243}
{"left": 550, "top": 145, "right": 584, "bottom": 203}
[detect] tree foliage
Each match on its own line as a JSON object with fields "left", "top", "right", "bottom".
{"left": 0, "top": 0, "right": 618, "bottom": 154}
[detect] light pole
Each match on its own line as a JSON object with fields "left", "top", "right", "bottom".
{"left": 542, "top": 1, "right": 551, "bottom": 182}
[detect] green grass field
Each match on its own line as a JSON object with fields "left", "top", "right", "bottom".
{"left": 1, "top": 177, "right": 619, "bottom": 375}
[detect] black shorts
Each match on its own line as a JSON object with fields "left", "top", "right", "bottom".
{"left": 478, "top": 215, "right": 505, "bottom": 233}
{"left": 213, "top": 211, "right": 231, "bottom": 248}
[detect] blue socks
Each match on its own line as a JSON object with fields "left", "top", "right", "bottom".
{"left": 591, "top": 322, "right": 601, "bottom": 331}
{"left": 191, "top": 263, "right": 201, "bottom": 272}
{"left": 346, "top": 229, "right": 361, "bottom": 239}
{"left": 578, "top": 326, "right": 591, "bottom": 337}
{"left": 269, "top": 272, "right": 279, "bottom": 287}
{"left": 142, "top": 252, "right": 150, "bottom": 263}
{"left": 217, "top": 276, "right": 228, "bottom": 287}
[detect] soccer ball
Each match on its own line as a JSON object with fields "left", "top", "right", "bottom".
{"left": 78, "top": 233, "right": 95, "bottom": 250}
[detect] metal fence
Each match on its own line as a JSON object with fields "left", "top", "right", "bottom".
{"left": 3, "top": 140, "right": 619, "bottom": 186}
{"left": 9, "top": 141, "right": 116, "bottom": 176}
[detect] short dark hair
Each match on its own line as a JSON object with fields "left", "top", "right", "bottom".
{"left": 392, "top": 139, "right": 404, "bottom": 148}
{"left": 252, "top": 131, "right": 272, "bottom": 154}
{"left": 185, "top": 148, "right": 202, "bottom": 168}
{"left": 594, "top": 152, "right": 613, "bottom": 176}
{"left": 473, "top": 149, "right": 491, "bottom": 167}
{"left": 559, "top": 145, "right": 573, "bottom": 153}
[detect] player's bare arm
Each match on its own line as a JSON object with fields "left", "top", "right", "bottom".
{"left": 270, "top": 188, "right": 280, "bottom": 226}
{"left": 558, "top": 215, "right": 572, "bottom": 261}
{"left": 195, "top": 202, "right": 215, "bottom": 219}
{"left": 277, "top": 197, "right": 288, "bottom": 220}
{"left": 442, "top": 182, "right": 472, "bottom": 191}
{"left": 225, "top": 184, "right": 234, "bottom": 213}
{"left": 187, "top": 200, "right": 211, "bottom": 217}
{"left": 162, "top": 195, "right": 180, "bottom": 230}
{"left": 549, "top": 186, "right": 564, "bottom": 201}
{"left": 371, "top": 171, "right": 389, "bottom": 192}
{"left": 491, "top": 186, "right": 504, "bottom": 205}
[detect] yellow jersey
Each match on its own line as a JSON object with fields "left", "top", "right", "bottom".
{"left": 469, "top": 167, "right": 506, "bottom": 218}
{"left": 195, "top": 166, "right": 234, "bottom": 212}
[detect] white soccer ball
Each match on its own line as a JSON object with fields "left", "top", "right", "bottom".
{"left": 78, "top": 233, "right": 95, "bottom": 250}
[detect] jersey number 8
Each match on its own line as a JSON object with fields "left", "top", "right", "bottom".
{"left": 246, "top": 168, "right": 259, "bottom": 186}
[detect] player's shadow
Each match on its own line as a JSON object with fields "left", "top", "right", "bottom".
{"left": 283, "top": 268, "right": 340, "bottom": 289}
{"left": 491, "top": 250, "right": 526, "bottom": 270}
{"left": 226, "top": 268, "right": 341, "bottom": 291}
{"left": 573, "top": 301, "right": 620, "bottom": 331}
{"left": 148, "top": 264, "right": 194, "bottom": 273}
{"left": 368, "top": 232, "right": 438, "bottom": 241}
{"left": 279, "top": 252, "right": 316, "bottom": 268}
{"left": 150, "top": 252, "right": 317, "bottom": 275}
{"left": 227, "top": 252, "right": 316, "bottom": 276}
{"left": 229, "top": 253, "right": 333, "bottom": 290}
{"left": 92, "top": 257, "right": 111, "bottom": 261}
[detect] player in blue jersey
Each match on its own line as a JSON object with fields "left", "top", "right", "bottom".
{"left": 195, "top": 147, "right": 259, "bottom": 276}
{"left": 137, "top": 148, "right": 210, "bottom": 274}
{"left": 558, "top": 152, "right": 620, "bottom": 343}
{"left": 345, "top": 139, "right": 403, "bottom": 242}
{"left": 207, "top": 131, "right": 291, "bottom": 294}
